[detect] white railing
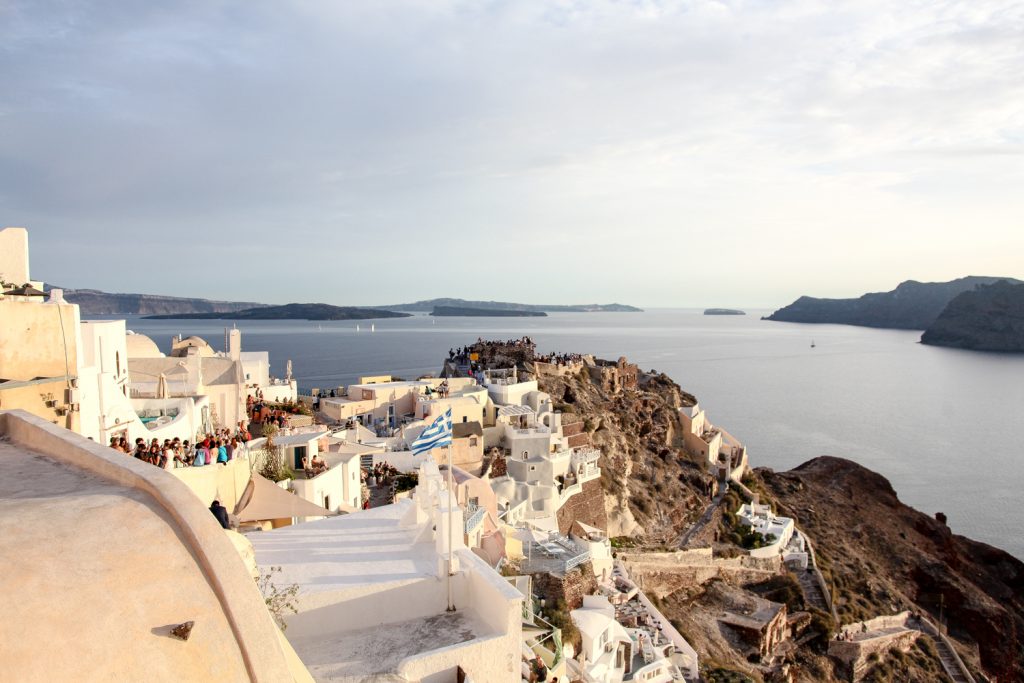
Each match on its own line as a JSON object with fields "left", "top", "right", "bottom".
{"left": 464, "top": 503, "right": 486, "bottom": 533}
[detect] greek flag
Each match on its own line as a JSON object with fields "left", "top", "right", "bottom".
{"left": 411, "top": 408, "right": 453, "bottom": 455}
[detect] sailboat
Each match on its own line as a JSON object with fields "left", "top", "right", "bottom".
{"left": 356, "top": 324, "right": 360, "bottom": 332}
{"left": 371, "top": 324, "right": 375, "bottom": 332}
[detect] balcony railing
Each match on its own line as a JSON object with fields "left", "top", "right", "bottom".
{"left": 464, "top": 503, "right": 486, "bottom": 533}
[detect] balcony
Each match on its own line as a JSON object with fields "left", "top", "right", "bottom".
{"left": 464, "top": 502, "right": 486, "bottom": 533}
{"left": 520, "top": 534, "right": 591, "bottom": 575}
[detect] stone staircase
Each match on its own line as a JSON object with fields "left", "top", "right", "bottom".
{"left": 796, "top": 568, "right": 829, "bottom": 612}
{"left": 933, "top": 638, "right": 970, "bottom": 683}
{"left": 922, "top": 628, "right": 973, "bottom": 683}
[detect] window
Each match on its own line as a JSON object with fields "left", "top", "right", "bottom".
{"left": 469, "top": 437, "right": 478, "bottom": 447}
{"left": 115, "top": 352, "right": 120, "bottom": 376}
{"left": 323, "top": 495, "right": 331, "bottom": 511}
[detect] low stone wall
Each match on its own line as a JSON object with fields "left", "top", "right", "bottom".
{"left": 620, "top": 549, "right": 779, "bottom": 597}
{"left": 829, "top": 627, "right": 920, "bottom": 681}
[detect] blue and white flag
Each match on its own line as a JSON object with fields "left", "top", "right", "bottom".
{"left": 411, "top": 408, "right": 453, "bottom": 455}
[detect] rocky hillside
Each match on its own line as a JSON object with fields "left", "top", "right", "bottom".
{"left": 764, "top": 276, "right": 1019, "bottom": 330}
{"left": 758, "top": 457, "right": 1024, "bottom": 682}
{"left": 921, "top": 280, "right": 1024, "bottom": 352}
{"left": 535, "top": 362, "right": 715, "bottom": 542}
{"left": 50, "top": 287, "right": 264, "bottom": 315}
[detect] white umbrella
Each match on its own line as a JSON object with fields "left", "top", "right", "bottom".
{"left": 156, "top": 373, "right": 169, "bottom": 399}
{"left": 514, "top": 527, "right": 549, "bottom": 561}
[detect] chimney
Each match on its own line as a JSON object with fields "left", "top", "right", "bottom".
{"left": 229, "top": 327, "right": 242, "bottom": 361}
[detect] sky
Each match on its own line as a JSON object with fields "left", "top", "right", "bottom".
{"left": 2, "top": 0, "right": 1022, "bottom": 308}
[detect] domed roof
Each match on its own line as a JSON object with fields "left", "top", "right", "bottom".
{"left": 171, "top": 335, "right": 216, "bottom": 358}
{"left": 124, "top": 332, "right": 163, "bottom": 359}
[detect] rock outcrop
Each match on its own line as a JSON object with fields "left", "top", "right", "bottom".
{"left": 921, "top": 280, "right": 1024, "bottom": 352}
{"left": 535, "top": 361, "right": 715, "bottom": 543}
{"left": 758, "top": 456, "right": 1024, "bottom": 682}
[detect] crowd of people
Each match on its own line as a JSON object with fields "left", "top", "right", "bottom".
{"left": 448, "top": 337, "right": 538, "bottom": 367}
{"left": 300, "top": 453, "right": 328, "bottom": 478}
{"left": 535, "top": 351, "right": 584, "bottom": 366}
{"left": 247, "top": 394, "right": 292, "bottom": 428}
{"left": 109, "top": 430, "right": 250, "bottom": 469}
{"left": 365, "top": 461, "right": 399, "bottom": 484}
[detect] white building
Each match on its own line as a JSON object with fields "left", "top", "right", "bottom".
{"left": 736, "top": 501, "right": 796, "bottom": 559}
{"left": 127, "top": 328, "right": 296, "bottom": 436}
{"left": 572, "top": 595, "right": 687, "bottom": 683}
{"left": 249, "top": 461, "right": 523, "bottom": 683}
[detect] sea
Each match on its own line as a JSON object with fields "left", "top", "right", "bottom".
{"left": 122, "top": 309, "right": 1024, "bottom": 561}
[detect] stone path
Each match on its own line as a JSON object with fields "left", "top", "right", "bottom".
{"left": 842, "top": 616, "right": 974, "bottom": 683}
{"left": 930, "top": 635, "right": 971, "bottom": 683}
{"left": 910, "top": 622, "right": 973, "bottom": 683}
{"left": 368, "top": 482, "right": 392, "bottom": 508}
{"left": 796, "top": 569, "right": 829, "bottom": 612}
{"left": 677, "top": 489, "right": 724, "bottom": 548}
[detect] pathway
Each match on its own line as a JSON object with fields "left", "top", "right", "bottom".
{"left": 910, "top": 618, "right": 974, "bottom": 683}
{"left": 368, "top": 482, "right": 392, "bottom": 508}
{"left": 795, "top": 568, "right": 829, "bottom": 613}
{"left": 677, "top": 488, "right": 725, "bottom": 548}
{"left": 839, "top": 615, "right": 974, "bottom": 683}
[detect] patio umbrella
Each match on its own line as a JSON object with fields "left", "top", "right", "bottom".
{"left": 156, "top": 373, "right": 169, "bottom": 399}
{"left": 514, "top": 527, "right": 549, "bottom": 561}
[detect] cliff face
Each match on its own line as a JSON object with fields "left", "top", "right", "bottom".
{"left": 764, "top": 276, "right": 1020, "bottom": 330}
{"left": 921, "top": 280, "right": 1024, "bottom": 352}
{"left": 758, "top": 457, "right": 1024, "bottom": 682}
{"left": 535, "top": 362, "right": 715, "bottom": 542}
{"left": 54, "top": 287, "right": 263, "bottom": 315}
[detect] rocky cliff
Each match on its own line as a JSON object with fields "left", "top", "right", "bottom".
{"left": 535, "top": 362, "right": 716, "bottom": 542}
{"left": 476, "top": 341, "right": 1022, "bottom": 681}
{"left": 765, "top": 276, "right": 1019, "bottom": 330}
{"left": 758, "top": 457, "right": 1024, "bottom": 682}
{"left": 921, "top": 280, "right": 1024, "bottom": 352}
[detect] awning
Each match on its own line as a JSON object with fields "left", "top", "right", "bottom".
{"left": 574, "top": 520, "right": 604, "bottom": 536}
{"left": 525, "top": 515, "right": 559, "bottom": 533}
{"left": 234, "top": 473, "right": 337, "bottom": 522}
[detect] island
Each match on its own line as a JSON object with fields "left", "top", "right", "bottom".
{"left": 144, "top": 303, "right": 411, "bottom": 321}
{"left": 378, "top": 297, "right": 641, "bottom": 313}
{"left": 431, "top": 306, "right": 547, "bottom": 317}
{"left": 704, "top": 308, "right": 745, "bottom": 316}
{"left": 764, "top": 276, "right": 1021, "bottom": 330}
{"left": 49, "top": 286, "right": 264, "bottom": 316}
{"left": 921, "top": 280, "right": 1024, "bottom": 352}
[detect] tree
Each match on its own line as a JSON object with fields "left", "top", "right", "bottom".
{"left": 256, "top": 423, "right": 293, "bottom": 482}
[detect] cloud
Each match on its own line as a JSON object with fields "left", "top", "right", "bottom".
{"left": 1, "top": 0, "right": 1021, "bottom": 305}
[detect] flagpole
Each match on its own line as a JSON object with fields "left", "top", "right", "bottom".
{"left": 447, "top": 439, "right": 455, "bottom": 612}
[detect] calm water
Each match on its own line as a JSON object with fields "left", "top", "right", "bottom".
{"left": 123, "top": 310, "right": 1024, "bottom": 560}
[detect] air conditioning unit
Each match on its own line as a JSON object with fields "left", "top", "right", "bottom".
{"left": 64, "top": 387, "right": 80, "bottom": 405}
